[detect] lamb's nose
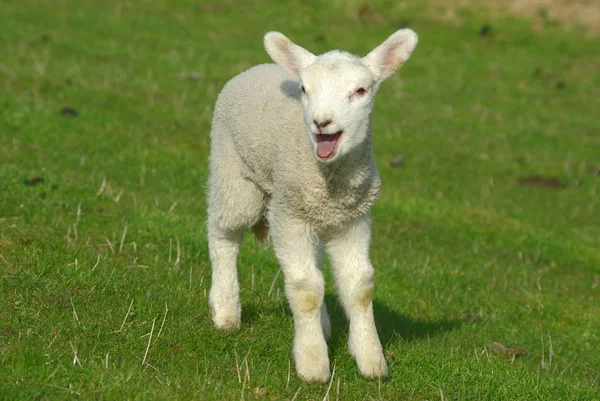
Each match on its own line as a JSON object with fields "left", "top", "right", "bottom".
{"left": 313, "top": 119, "right": 333, "bottom": 129}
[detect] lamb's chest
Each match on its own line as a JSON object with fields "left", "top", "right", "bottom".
{"left": 283, "top": 175, "right": 381, "bottom": 231}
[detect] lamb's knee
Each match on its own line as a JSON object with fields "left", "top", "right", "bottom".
{"left": 285, "top": 279, "right": 324, "bottom": 315}
{"left": 357, "top": 287, "right": 373, "bottom": 309}
{"left": 339, "top": 271, "right": 374, "bottom": 313}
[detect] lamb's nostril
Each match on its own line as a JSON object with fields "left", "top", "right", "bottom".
{"left": 314, "top": 119, "right": 333, "bottom": 129}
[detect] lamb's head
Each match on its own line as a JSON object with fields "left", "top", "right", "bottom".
{"left": 264, "top": 29, "right": 418, "bottom": 163}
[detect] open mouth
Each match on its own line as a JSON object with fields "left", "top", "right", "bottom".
{"left": 315, "top": 131, "right": 343, "bottom": 159}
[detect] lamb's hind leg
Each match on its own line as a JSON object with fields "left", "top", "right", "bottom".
{"left": 270, "top": 211, "right": 330, "bottom": 382}
{"left": 208, "top": 173, "right": 265, "bottom": 331}
{"left": 325, "top": 214, "right": 388, "bottom": 379}
{"left": 208, "top": 225, "right": 243, "bottom": 330}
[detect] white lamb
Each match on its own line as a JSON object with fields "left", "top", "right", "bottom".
{"left": 207, "top": 29, "right": 418, "bottom": 382}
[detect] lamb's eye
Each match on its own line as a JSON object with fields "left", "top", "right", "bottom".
{"left": 301, "top": 85, "right": 306, "bottom": 93}
{"left": 356, "top": 87, "right": 367, "bottom": 95}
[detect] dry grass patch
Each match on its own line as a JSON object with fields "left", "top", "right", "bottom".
{"left": 429, "top": 0, "right": 600, "bottom": 36}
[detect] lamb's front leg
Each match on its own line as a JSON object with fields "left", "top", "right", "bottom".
{"left": 325, "top": 214, "right": 388, "bottom": 379}
{"left": 270, "top": 214, "right": 330, "bottom": 382}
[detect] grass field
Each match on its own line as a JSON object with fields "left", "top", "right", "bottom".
{"left": 1, "top": 0, "right": 599, "bottom": 399}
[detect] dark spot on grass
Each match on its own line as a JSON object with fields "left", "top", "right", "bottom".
{"left": 515, "top": 156, "right": 525, "bottom": 164}
{"left": 177, "top": 72, "right": 204, "bottom": 81}
{"left": 518, "top": 175, "right": 566, "bottom": 189}
{"left": 65, "top": 79, "right": 72, "bottom": 86}
{"left": 24, "top": 177, "right": 44, "bottom": 186}
{"left": 60, "top": 107, "right": 78, "bottom": 117}
{"left": 169, "top": 342, "right": 181, "bottom": 349}
{"left": 2, "top": 326, "right": 18, "bottom": 337}
{"left": 556, "top": 80, "right": 566, "bottom": 89}
{"left": 461, "top": 310, "right": 481, "bottom": 325}
{"left": 253, "top": 387, "right": 266, "bottom": 396}
{"left": 480, "top": 24, "right": 492, "bottom": 37}
{"left": 40, "top": 34, "right": 51, "bottom": 42}
{"left": 390, "top": 155, "right": 405, "bottom": 168}
{"left": 314, "top": 34, "right": 326, "bottom": 43}
{"left": 395, "top": 19, "right": 412, "bottom": 28}
{"left": 358, "top": 4, "right": 371, "bottom": 19}
{"left": 490, "top": 341, "right": 528, "bottom": 357}
{"left": 197, "top": 3, "right": 225, "bottom": 13}
{"left": 532, "top": 66, "right": 557, "bottom": 81}
{"left": 357, "top": 4, "right": 384, "bottom": 23}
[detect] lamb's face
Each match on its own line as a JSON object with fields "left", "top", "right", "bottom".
{"left": 299, "top": 54, "right": 377, "bottom": 163}
{"left": 264, "top": 29, "right": 418, "bottom": 164}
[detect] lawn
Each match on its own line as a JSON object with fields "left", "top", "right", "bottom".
{"left": 1, "top": 0, "right": 599, "bottom": 399}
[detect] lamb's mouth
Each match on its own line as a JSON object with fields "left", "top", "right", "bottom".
{"left": 315, "top": 131, "right": 343, "bottom": 159}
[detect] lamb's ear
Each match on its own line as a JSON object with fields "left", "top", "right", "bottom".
{"left": 264, "top": 32, "right": 316, "bottom": 74}
{"left": 361, "top": 29, "right": 418, "bottom": 83}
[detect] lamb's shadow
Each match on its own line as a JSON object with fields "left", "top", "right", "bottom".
{"left": 281, "top": 80, "right": 301, "bottom": 100}
{"left": 240, "top": 291, "right": 459, "bottom": 350}
{"left": 323, "top": 295, "right": 459, "bottom": 352}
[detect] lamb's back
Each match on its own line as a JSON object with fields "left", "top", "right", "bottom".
{"left": 212, "top": 64, "right": 306, "bottom": 193}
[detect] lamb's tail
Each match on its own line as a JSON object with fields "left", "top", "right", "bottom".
{"left": 251, "top": 217, "right": 269, "bottom": 247}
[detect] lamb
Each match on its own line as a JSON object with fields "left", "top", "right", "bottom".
{"left": 207, "top": 29, "right": 418, "bottom": 382}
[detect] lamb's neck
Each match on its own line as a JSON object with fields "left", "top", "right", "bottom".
{"left": 319, "top": 134, "right": 377, "bottom": 191}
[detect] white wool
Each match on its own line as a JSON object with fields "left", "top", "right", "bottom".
{"left": 210, "top": 63, "right": 380, "bottom": 232}
{"left": 207, "top": 29, "right": 418, "bottom": 382}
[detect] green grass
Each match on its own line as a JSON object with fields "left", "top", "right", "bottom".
{"left": 1, "top": 0, "right": 599, "bottom": 399}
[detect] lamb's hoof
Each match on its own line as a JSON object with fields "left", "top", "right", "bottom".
{"left": 356, "top": 352, "right": 388, "bottom": 379}
{"left": 209, "top": 290, "right": 241, "bottom": 331}
{"left": 349, "top": 337, "right": 388, "bottom": 379}
{"left": 212, "top": 314, "right": 241, "bottom": 331}
{"left": 209, "top": 303, "right": 241, "bottom": 330}
{"left": 294, "top": 341, "right": 330, "bottom": 383}
{"left": 297, "top": 362, "right": 330, "bottom": 383}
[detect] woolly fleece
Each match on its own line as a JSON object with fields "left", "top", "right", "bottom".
{"left": 208, "top": 63, "right": 381, "bottom": 234}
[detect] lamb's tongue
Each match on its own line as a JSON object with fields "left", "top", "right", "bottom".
{"left": 316, "top": 134, "right": 339, "bottom": 159}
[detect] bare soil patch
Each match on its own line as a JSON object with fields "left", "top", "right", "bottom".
{"left": 518, "top": 175, "right": 567, "bottom": 189}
